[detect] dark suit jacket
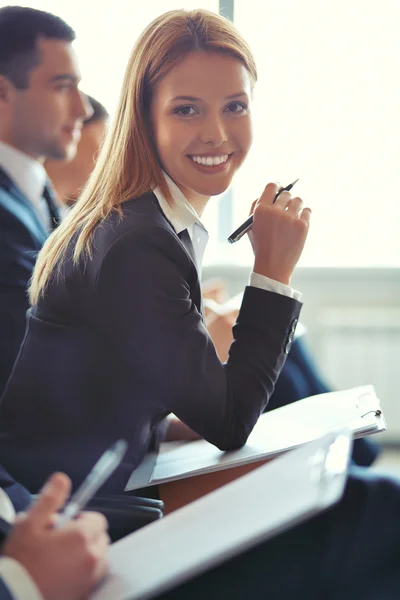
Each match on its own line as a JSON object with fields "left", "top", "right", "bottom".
{"left": 0, "top": 581, "right": 13, "bottom": 600}
{"left": 0, "top": 192, "right": 301, "bottom": 493}
{"left": 0, "top": 463, "right": 31, "bottom": 549}
{"left": 0, "top": 464, "right": 32, "bottom": 600}
{"left": 0, "top": 167, "right": 48, "bottom": 397}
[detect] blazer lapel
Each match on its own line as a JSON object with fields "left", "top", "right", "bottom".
{"left": 151, "top": 193, "right": 203, "bottom": 317}
{"left": 178, "top": 229, "right": 197, "bottom": 266}
{"left": 0, "top": 167, "right": 48, "bottom": 245}
{"left": 178, "top": 229, "right": 203, "bottom": 317}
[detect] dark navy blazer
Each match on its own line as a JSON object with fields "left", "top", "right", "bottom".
{"left": 0, "top": 167, "right": 48, "bottom": 397}
{"left": 0, "top": 464, "right": 31, "bottom": 600}
{"left": 0, "top": 192, "right": 300, "bottom": 493}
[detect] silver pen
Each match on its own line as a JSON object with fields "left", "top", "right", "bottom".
{"left": 57, "top": 439, "right": 128, "bottom": 527}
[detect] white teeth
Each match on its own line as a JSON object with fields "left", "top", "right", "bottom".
{"left": 190, "top": 155, "right": 229, "bottom": 166}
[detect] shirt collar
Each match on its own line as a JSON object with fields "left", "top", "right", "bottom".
{"left": 153, "top": 171, "right": 206, "bottom": 235}
{"left": 0, "top": 142, "right": 47, "bottom": 207}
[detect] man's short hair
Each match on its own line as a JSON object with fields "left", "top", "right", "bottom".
{"left": 0, "top": 6, "right": 76, "bottom": 90}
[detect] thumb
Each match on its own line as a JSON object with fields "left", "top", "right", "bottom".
{"left": 28, "top": 472, "right": 71, "bottom": 526}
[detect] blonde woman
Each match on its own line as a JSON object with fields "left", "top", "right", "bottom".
{"left": 2, "top": 10, "right": 400, "bottom": 599}
{"left": 0, "top": 9, "right": 309, "bottom": 491}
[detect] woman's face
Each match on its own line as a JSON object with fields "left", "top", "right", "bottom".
{"left": 151, "top": 51, "right": 253, "bottom": 214}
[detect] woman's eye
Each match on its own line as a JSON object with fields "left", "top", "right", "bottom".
{"left": 174, "top": 105, "right": 197, "bottom": 117}
{"left": 225, "top": 101, "right": 247, "bottom": 114}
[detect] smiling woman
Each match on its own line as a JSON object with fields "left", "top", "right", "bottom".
{"left": 0, "top": 7, "right": 310, "bottom": 494}
{"left": 3, "top": 8, "right": 400, "bottom": 600}
{"left": 150, "top": 52, "right": 253, "bottom": 215}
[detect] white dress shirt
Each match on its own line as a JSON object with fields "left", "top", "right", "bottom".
{"left": 0, "top": 490, "right": 43, "bottom": 600}
{"left": 153, "top": 172, "right": 301, "bottom": 300}
{"left": 0, "top": 142, "right": 51, "bottom": 231}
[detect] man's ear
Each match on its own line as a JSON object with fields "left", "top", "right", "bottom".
{"left": 0, "top": 76, "right": 14, "bottom": 103}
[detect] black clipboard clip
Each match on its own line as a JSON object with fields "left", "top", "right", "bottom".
{"left": 361, "top": 409, "right": 382, "bottom": 418}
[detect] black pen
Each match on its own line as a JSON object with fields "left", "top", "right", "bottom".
{"left": 227, "top": 178, "right": 299, "bottom": 243}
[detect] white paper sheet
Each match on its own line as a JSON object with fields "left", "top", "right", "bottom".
{"left": 91, "top": 430, "right": 351, "bottom": 600}
{"left": 126, "top": 385, "right": 384, "bottom": 491}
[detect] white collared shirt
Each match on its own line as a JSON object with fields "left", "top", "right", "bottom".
{"left": 153, "top": 173, "right": 301, "bottom": 300}
{"left": 0, "top": 142, "right": 51, "bottom": 231}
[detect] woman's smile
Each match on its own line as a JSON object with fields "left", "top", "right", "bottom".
{"left": 186, "top": 152, "right": 233, "bottom": 174}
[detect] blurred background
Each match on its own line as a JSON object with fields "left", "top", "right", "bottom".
{"left": 5, "top": 0, "right": 399, "bottom": 450}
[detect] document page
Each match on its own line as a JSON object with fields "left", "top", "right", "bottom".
{"left": 92, "top": 431, "right": 351, "bottom": 600}
{"left": 126, "top": 385, "right": 384, "bottom": 491}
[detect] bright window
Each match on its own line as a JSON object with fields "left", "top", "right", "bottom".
{"left": 3, "top": 0, "right": 219, "bottom": 113}
{"left": 6, "top": 0, "right": 400, "bottom": 267}
{"left": 204, "top": 0, "right": 400, "bottom": 267}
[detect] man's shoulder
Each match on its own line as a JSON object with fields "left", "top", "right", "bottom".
{"left": 0, "top": 178, "right": 47, "bottom": 246}
{"left": 0, "top": 184, "right": 17, "bottom": 211}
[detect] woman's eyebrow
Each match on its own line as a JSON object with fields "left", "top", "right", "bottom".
{"left": 170, "top": 95, "right": 201, "bottom": 102}
{"left": 224, "top": 91, "right": 248, "bottom": 100}
{"left": 169, "top": 91, "right": 248, "bottom": 103}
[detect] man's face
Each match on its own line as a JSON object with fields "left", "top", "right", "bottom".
{"left": 45, "top": 117, "right": 107, "bottom": 202}
{"left": 1, "top": 38, "right": 91, "bottom": 161}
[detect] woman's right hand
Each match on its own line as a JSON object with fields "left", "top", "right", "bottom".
{"left": 248, "top": 182, "right": 311, "bottom": 285}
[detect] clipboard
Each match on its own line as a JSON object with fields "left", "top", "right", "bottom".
{"left": 126, "top": 385, "right": 384, "bottom": 491}
{"left": 90, "top": 430, "right": 352, "bottom": 600}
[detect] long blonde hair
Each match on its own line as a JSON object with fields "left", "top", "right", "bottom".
{"left": 30, "top": 8, "right": 257, "bottom": 305}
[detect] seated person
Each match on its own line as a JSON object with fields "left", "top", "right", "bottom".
{"left": 45, "top": 95, "right": 109, "bottom": 208}
{"left": 1, "top": 9, "right": 398, "bottom": 598}
{"left": 0, "top": 467, "right": 108, "bottom": 600}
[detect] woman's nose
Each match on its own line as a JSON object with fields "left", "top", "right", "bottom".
{"left": 199, "top": 115, "right": 228, "bottom": 146}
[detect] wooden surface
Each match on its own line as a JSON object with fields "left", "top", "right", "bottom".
{"left": 159, "top": 458, "right": 272, "bottom": 514}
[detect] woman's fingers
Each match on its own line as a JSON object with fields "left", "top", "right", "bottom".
{"left": 273, "top": 190, "right": 292, "bottom": 210}
{"left": 248, "top": 181, "right": 311, "bottom": 284}
{"left": 299, "top": 206, "right": 312, "bottom": 225}
{"left": 257, "top": 183, "right": 279, "bottom": 206}
{"left": 249, "top": 198, "right": 258, "bottom": 215}
{"left": 285, "top": 196, "right": 304, "bottom": 216}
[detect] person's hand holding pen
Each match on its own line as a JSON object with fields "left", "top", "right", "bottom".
{"left": 248, "top": 182, "right": 311, "bottom": 285}
{"left": 3, "top": 472, "right": 109, "bottom": 600}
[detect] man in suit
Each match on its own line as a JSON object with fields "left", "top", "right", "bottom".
{"left": 0, "top": 5, "right": 91, "bottom": 395}
{"left": 0, "top": 466, "right": 109, "bottom": 600}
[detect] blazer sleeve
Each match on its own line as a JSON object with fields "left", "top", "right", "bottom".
{"left": 0, "top": 579, "right": 13, "bottom": 600}
{"left": 96, "top": 226, "right": 302, "bottom": 451}
{"left": 0, "top": 466, "right": 31, "bottom": 517}
{"left": 0, "top": 559, "right": 43, "bottom": 600}
{"left": 0, "top": 203, "right": 42, "bottom": 395}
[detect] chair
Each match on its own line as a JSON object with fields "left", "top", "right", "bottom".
{"left": 86, "top": 494, "right": 164, "bottom": 542}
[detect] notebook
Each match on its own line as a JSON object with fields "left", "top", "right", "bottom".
{"left": 91, "top": 430, "right": 352, "bottom": 600}
{"left": 126, "top": 385, "right": 384, "bottom": 491}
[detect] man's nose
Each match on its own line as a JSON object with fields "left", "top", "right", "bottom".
{"left": 199, "top": 114, "right": 228, "bottom": 146}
